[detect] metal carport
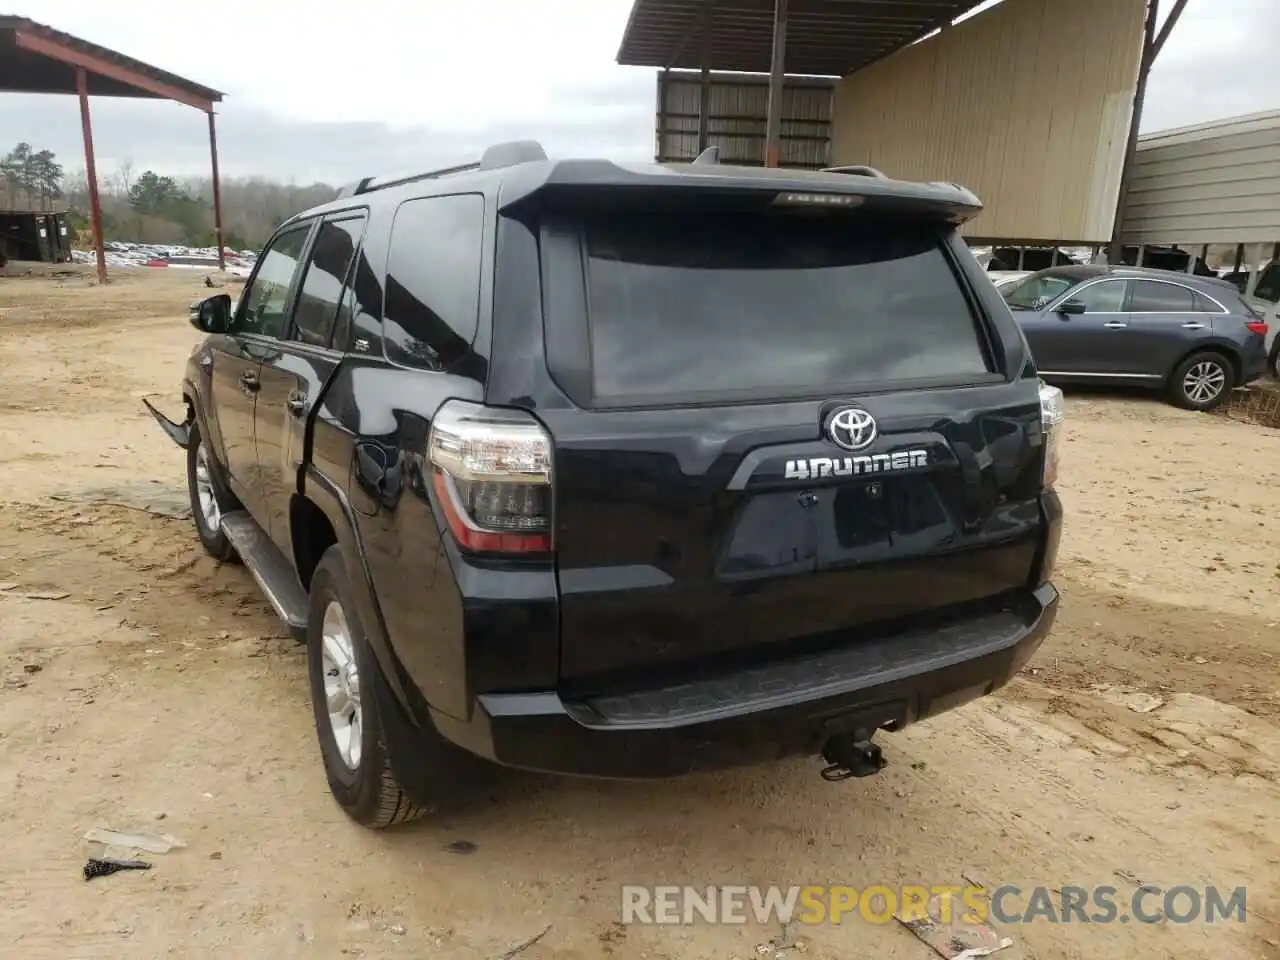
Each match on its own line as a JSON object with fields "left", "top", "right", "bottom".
{"left": 616, "top": 0, "right": 988, "bottom": 166}
{"left": 1118, "top": 111, "right": 1280, "bottom": 275}
{"left": 0, "top": 16, "right": 226, "bottom": 282}
{"left": 617, "top": 0, "right": 1190, "bottom": 251}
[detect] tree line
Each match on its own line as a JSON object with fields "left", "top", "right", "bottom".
{"left": 3, "top": 142, "right": 338, "bottom": 251}
{"left": 1, "top": 142, "right": 65, "bottom": 207}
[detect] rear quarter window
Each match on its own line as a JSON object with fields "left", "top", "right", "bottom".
{"left": 382, "top": 193, "right": 485, "bottom": 371}
{"left": 575, "top": 210, "right": 992, "bottom": 404}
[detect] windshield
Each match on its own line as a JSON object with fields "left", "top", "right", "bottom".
{"left": 577, "top": 210, "right": 993, "bottom": 403}
{"left": 1003, "top": 274, "right": 1077, "bottom": 311}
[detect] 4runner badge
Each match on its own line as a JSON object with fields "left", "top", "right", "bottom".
{"left": 784, "top": 450, "right": 929, "bottom": 481}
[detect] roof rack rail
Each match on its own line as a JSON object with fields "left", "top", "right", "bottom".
{"left": 822, "top": 164, "right": 888, "bottom": 179}
{"left": 339, "top": 139, "right": 549, "bottom": 198}
{"left": 692, "top": 145, "right": 720, "bottom": 165}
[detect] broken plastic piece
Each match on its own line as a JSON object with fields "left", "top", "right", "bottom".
{"left": 84, "top": 857, "right": 152, "bottom": 881}
{"left": 84, "top": 827, "right": 186, "bottom": 853}
{"left": 896, "top": 889, "right": 1012, "bottom": 959}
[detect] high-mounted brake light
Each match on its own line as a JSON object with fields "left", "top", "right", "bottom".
{"left": 772, "top": 192, "right": 865, "bottom": 209}
{"left": 428, "top": 401, "right": 553, "bottom": 554}
{"left": 1039, "top": 381, "right": 1065, "bottom": 490}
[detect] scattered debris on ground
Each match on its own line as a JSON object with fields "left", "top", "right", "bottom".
{"left": 84, "top": 858, "right": 152, "bottom": 881}
{"left": 1, "top": 268, "right": 1276, "bottom": 958}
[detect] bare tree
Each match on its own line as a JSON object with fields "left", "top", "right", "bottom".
{"left": 107, "top": 158, "right": 136, "bottom": 198}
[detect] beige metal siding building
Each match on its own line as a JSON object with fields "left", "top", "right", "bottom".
{"left": 830, "top": 0, "right": 1146, "bottom": 245}
{"left": 1117, "top": 110, "right": 1280, "bottom": 247}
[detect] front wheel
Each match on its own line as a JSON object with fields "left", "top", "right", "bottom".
{"left": 186, "top": 423, "right": 239, "bottom": 562}
{"left": 1169, "top": 352, "right": 1234, "bottom": 412}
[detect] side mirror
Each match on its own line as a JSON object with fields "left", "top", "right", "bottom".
{"left": 188, "top": 293, "right": 232, "bottom": 333}
{"left": 1059, "top": 300, "right": 1087, "bottom": 316}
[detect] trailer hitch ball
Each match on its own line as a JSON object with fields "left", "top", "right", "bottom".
{"left": 820, "top": 731, "right": 886, "bottom": 781}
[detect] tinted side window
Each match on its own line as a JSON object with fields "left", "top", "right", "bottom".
{"left": 1072, "top": 280, "right": 1128, "bottom": 313}
{"left": 337, "top": 237, "right": 383, "bottom": 354}
{"left": 235, "top": 226, "right": 311, "bottom": 338}
{"left": 291, "top": 216, "right": 366, "bottom": 347}
{"left": 382, "top": 194, "right": 485, "bottom": 370}
{"left": 1130, "top": 280, "right": 1195, "bottom": 313}
{"left": 1193, "top": 290, "right": 1226, "bottom": 313}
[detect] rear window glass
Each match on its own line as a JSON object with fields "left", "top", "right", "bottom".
{"left": 580, "top": 211, "right": 990, "bottom": 402}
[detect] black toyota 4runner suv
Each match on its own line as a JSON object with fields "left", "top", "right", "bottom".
{"left": 145, "top": 141, "right": 1064, "bottom": 829}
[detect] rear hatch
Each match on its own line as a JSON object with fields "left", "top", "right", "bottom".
{"left": 527, "top": 191, "right": 1048, "bottom": 691}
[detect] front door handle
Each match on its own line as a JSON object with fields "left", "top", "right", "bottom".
{"left": 1103, "top": 320, "right": 1128, "bottom": 329}
{"left": 286, "top": 394, "right": 307, "bottom": 418}
{"left": 240, "top": 372, "right": 260, "bottom": 393}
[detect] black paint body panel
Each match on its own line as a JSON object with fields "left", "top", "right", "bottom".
{"left": 161, "top": 156, "right": 1063, "bottom": 780}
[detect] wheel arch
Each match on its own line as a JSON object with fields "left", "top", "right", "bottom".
{"left": 1167, "top": 341, "right": 1241, "bottom": 388}
{"left": 299, "top": 466, "right": 416, "bottom": 717}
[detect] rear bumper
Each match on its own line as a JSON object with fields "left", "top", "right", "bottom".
{"left": 1242, "top": 340, "right": 1269, "bottom": 383}
{"left": 430, "top": 582, "right": 1059, "bottom": 779}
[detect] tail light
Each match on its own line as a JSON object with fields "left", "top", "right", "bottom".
{"left": 1246, "top": 321, "right": 1269, "bottom": 336}
{"left": 1038, "top": 381, "right": 1065, "bottom": 489}
{"left": 427, "top": 400, "right": 553, "bottom": 554}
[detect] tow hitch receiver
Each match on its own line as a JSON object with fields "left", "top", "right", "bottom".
{"left": 820, "top": 731, "right": 886, "bottom": 781}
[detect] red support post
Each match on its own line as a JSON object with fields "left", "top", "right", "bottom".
{"left": 208, "top": 111, "right": 225, "bottom": 270}
{"left": 76, "top": 66, "right": 107, "bottom": 284}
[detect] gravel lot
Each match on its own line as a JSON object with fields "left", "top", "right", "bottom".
{"left": 1, "top": 266, "right": 1278, "bottom": 959}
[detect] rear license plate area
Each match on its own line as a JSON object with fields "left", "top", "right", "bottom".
{"left": 817, "top": 480, "right": 895, "bottom": 565}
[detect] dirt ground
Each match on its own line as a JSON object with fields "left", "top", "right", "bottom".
{"left": 1, "top": 265, "right": 1278, "bottom": 960}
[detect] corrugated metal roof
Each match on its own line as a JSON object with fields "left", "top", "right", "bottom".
{"left": 0, "top": 16, "right": 223, "bottom": 104}
{"left": 616, "top": 0, "right": 991, "bottom": 76}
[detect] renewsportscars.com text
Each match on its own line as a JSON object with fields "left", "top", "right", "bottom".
{"left": 621, "top": 884, "right": 1248, "bottom": 926}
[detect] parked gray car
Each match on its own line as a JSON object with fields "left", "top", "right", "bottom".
{"left": 1003, "top": 266, "right": 1270, "bottom": 411}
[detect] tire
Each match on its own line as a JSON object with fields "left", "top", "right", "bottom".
{"left": 1168, "top": 351, "right": 1235, "bottom": 412}
{"left": 307, "top": 546, "right": 474, "bottom": 828}
{"left": 186, "top": 422, "right": 239, "bottom": 563}
{"left": 1269, "top": 343, "right": 1280, "bottom": 381}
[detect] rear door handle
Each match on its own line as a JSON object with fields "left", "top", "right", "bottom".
{"left": 1181, "top": 321, "right": 1207, "bottom": 330}
{"left": 240, "top": 372, "right": 259, "bottom": 392}
{"left": 286, "top": 394, "right": 307, "bottom": 418}
{"left": 1103, "top": 320, "right": 1128, "bottom": 329}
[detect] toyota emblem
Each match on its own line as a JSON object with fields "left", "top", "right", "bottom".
{"left": 826, "top": 407, "right": 877, "bottom": 452}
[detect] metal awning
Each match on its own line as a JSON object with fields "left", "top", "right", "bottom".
{"left": 616, "top": 0, "right": 991, "bottom": 76}
{"left": 0, "top": 16, "right": 223, "bottom": 109}
{"left": 0, "top": 16, "right": 227, "bottom": 281}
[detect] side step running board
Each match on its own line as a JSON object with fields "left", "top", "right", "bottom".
{"left": 219, "top": 511, "right": 309, "bottom": 640}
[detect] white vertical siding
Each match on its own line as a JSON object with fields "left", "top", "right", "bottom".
{"left": 830, "top": 0, "right": 1146, "bottom": 243}
{"left": 655, "top": 71, "right": 835, "bottom": 169}
{"left": 1118, "top": 111, "right": 1280, "bottom": 246}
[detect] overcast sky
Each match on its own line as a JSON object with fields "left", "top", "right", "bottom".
{"left": 0, "top": 0, "right": 1275, "bottom": 185}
